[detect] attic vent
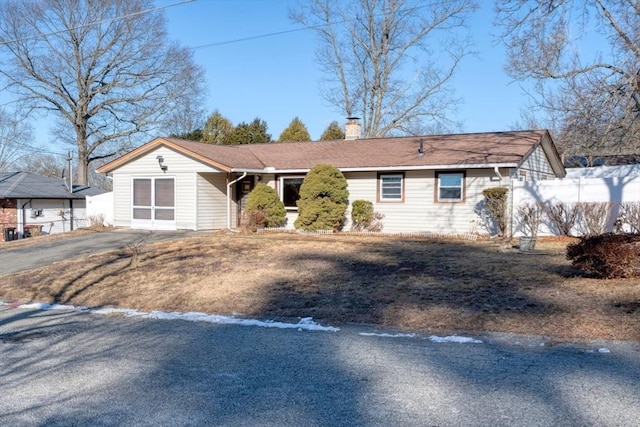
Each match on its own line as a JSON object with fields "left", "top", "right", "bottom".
{"left": 345, "top": 117, "right": 361, "bottom": 140}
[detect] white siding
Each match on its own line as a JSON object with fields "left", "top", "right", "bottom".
{"left": 17, "top": 199, "right": 88, "bottom": 236}
{"left": 519, "top": 144, "right": 555, "bottom": 180}
{"left": 176, "top": 173, "right": 196, "bottom": 229}
{"left": 197, "top": 173, "right": 228, "bottom": 230}
{"left": 343, "top": 169, "right": 502, "bottom": 234}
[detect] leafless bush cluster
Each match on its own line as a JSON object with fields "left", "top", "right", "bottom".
{"left": 543, "top": 201, "right": 613, "bottom": 236}
{"left": 618, "top": 202, "right": 640, "bottom": 234}
{"left": 545, "top": 202, "right": 580, "bottom": 236}
{"left": 516, "top": 202, "right": 544, "bottom": 237}
{"left": 579, "top": 202, "right": 613, "bottom": 236}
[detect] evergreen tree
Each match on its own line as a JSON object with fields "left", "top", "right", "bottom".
{"left": 294, "top": 164, "right": 349, "bottom": 231}
{"left": 202, "top": 110, "right": 234, "bottom": 144}
{"left": 222, "top": 118, "right": 271, "bottom": 145}
{"left": 319, "top": 121, "right": 345, "bottom": 140}
{"left": 278, "top": 117, "right": 311, "bottom": 142}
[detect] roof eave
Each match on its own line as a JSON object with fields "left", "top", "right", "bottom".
{"left": 232, "top": 163, "right": 520, "bottom": 174}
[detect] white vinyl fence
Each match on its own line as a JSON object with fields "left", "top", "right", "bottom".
{"left": 86, "top": 191, "right": 114, "bottom": 227}
{"left": 512, "top": 176, "right": 640, "bottom": 236}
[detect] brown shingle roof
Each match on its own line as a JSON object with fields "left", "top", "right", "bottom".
{"left": 99, "top": 130, "right": 554, "bottom": 173}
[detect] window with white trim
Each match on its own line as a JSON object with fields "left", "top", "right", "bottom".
{"left": 379, "top": 174, "right": 403, "bottom": 201}
{"left": 437, "top": 172, "right": 464, "bottom": 202}
{"left": 280, "top": 176, "right": 304, "bottom": 209}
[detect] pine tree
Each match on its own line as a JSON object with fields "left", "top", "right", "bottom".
{"left": 319, "top": 121, "right": 345, "bottom": 140}
{"left": 278, "top": 117, "right": 311, "bottom": 142}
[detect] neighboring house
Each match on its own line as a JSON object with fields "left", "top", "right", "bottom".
{"left": 97, "top": 129, "right": 565, "bottom": 235}
{"left": 0, "top": 172, "right": 106, "bottom": 241}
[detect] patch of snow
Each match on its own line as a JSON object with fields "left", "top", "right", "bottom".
{"left": 428, "top": 335, "right": 483, "bottom": 344}
{"left": 18, "top": 302, "right": 80, "bottom": 311}
{"left": 3, "top": 301, "right": 339, "bottom": 332}
{"left": 359, "top": 332, "right": 417, "bottom": 338}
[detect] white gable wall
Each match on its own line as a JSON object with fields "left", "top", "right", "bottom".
{"left": 110, "top": 146, "right": 227, "bottom": 230}
{"left": 519, "top": 144, "right": 555, "bottom": 180}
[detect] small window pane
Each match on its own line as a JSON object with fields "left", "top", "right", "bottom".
{"left": 133, "top": 179, "right": 151, "bottom": 206}
{"left": 440, "top": 188, "right": 461, "bottom": 200}
{"left": 440, "top": 175, "right": 461, "bottom": 187}
{"left": 133, "top": 208, "right": 152, "bottom": 219}
{"left": 155, "top": 179, "right": 175, "bottom": 207}
{"left": 155, "top": 208, "right": 175, "bottom": 220}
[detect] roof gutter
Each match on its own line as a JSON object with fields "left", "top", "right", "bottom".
{"left": 231, "top": 163, "right": 520, "bottom": 174}
{"left": 226, "top": 172, "right": 247, "bottom": 231}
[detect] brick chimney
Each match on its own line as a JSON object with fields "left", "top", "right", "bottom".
{"left": 345, "top": 117, "right": 361, "bottom": 140}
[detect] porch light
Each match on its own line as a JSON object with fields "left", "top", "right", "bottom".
{"left": 157, "top": 155, "right": 168, "bottom": 172}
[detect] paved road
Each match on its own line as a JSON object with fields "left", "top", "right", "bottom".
{"left": 1, "top": 306, "right": 639, "bottom": 426}
{"left": 0, "top": 230, "right": 211, "bottom": 276}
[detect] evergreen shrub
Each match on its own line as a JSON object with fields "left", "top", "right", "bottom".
{"left": 245, "top": 183, "right": 286, "bottom": 229}
{"left": 294, "top": 164, "right": 349, "bottom": 231}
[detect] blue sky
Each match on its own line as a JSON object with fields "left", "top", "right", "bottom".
{"left": 158, "top": 0, "right": 531, "bottom": 141}
{"left": 25, "top": 0, "right": 533, "bottom": 150}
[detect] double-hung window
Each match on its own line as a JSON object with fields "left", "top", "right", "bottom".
{"left": 436, "top": 172, "right": 464, "bottom": 202}
{"left": 379, "top": 173, "right": 404, "bottom": 202}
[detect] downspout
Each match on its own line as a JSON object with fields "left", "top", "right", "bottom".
{"left": 226, "top": 172, "right": 247, "bottom": 231}
{"left": 21, "top": 199, "right": 31, "bottom": 238}
{"left": 493, "top": 166, "right": 503, "bottom": 181}
{"left": 70, "top": 199, "right": 74, "bottom": 231}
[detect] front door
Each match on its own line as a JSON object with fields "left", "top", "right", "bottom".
{"left": 131, "top": 177, "right": 176, "bottom": 230}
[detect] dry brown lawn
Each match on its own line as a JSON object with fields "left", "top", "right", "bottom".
{"left": 1, "top": 232, "right": 639, "bottom": 342}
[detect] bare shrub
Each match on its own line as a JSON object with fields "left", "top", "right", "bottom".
{"left": 516, "top": 202, "right": 544, "bottom": 237}
{"left": 567, "top": 233, "right": 640, "bottom": 278}
{"left": 242, "top": 210, "right": 268, "bottom": 232}
{"left": 578, "top": 202, "right": 613, "bottom": 236}
{"left": 545, "top": 202, "right": 579, "bottom": 236}
{"left": 88, "top": 214, "right": 106, "bottom": 230}
{"left": 619, "top": 202, "right": 640, "bottom": 234}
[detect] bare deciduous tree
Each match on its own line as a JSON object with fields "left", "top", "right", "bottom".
{"left": 0, "top": 0, "right": 206, "bottom": 185}
{"left": 0, "top": 107, "right": 33, "bottom": 172}
{"left": 495, "top": 0, "right": 640, "bottom": 158}
{"left": 291, "top": 0, "right": 476, "bottom": 138}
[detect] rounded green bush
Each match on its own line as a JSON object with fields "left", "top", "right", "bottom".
{"left": 351, "top": 199, "right": 374, "bottom": 231}
{"left": 245, "top": 183, "right": 286, "bottom": 228}
{"left": 294, "top": 164, "right": 349, "bottom": 231}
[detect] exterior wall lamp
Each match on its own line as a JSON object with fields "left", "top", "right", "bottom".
{"left": 156, "top": 155, "right": 168, "bottom": 172}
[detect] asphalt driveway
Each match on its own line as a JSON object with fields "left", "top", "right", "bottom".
{"left": 0, "top": 229, "right": 211, "bottom": 276}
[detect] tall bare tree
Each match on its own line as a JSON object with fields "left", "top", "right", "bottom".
{"left": 0, "top": 107, "right": 34, "bottom": 172}
{"left": 495, "top": 0, "right": 640, "bottom": 158}
{"left": 0, "top": 0, "right": 206, "bottom": 185}
{"left": 291, "top": 0, "right": 476, "bottom": 138}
